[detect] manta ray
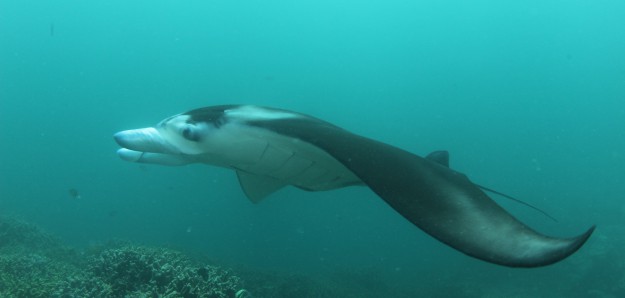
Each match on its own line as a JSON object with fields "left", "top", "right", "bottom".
{"left": 114, "top": 105, "right": 594, "bottom": 267}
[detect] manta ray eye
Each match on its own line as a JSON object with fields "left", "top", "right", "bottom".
{"left": 182, "top": 126, "right": 199, "bottom": 141}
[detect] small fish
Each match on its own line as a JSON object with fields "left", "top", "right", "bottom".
{"left": 50, "top": 23, "right": 54, "bottom": 36}
{"left": 68, "top": 188, "right": 81, "bottom": 199}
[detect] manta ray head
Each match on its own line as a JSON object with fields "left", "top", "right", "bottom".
{"left": 113, "top": 108, "right": 233, "bottom": 165}
{"left": 113, "top": 105, "right": 310, "bottom": 168}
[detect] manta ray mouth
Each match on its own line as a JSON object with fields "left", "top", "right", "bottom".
{"left": 114, "top": 127, "right": 181, "bottom": 155}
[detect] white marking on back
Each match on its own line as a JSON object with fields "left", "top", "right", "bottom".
{"left": 224, "top": 105, "right": 300, "bottom": 121}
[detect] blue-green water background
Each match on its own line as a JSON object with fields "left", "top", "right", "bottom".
{"left": 1, "top": 0, "right": 624, "bottom": 296}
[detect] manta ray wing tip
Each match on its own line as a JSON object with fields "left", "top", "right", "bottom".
{"left": 520, "top": 225, "right": 596, "bottom": 268}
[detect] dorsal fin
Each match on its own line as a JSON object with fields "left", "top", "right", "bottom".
{"left": 426, "top": 150, "right": 450, "bottom": 167}
{"left": 236, "top": 171, "right": 286, "bottom": 203}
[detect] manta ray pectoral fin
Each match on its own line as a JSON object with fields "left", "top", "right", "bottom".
{"left": 256, "top": 121, "right": 594, "bottom": 267}
{"left": 236, "top": 170, "right": 287, "bottom": 203}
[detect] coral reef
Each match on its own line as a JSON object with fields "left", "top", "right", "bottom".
{"left": 88, "top": 245, "right": 241, "bottom": 297}
{"left": 1, "top": 215, "right": 407, "bottom": 298}
{"left": 0, "top": 216, "right": 110, "bottom": 297}
{"left": 0, "top": 216, "right": 64, "bottom": 254}
{"left": 0, "top": 216, "right": 243, "bottom": 298}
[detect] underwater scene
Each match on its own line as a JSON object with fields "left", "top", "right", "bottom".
{"left": 1, "top": 0, "right": 624, "bottom": 297}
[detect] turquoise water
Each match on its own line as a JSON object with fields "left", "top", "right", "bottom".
{"left": 1, "top": 0, "right": 624, "bottom": 296}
